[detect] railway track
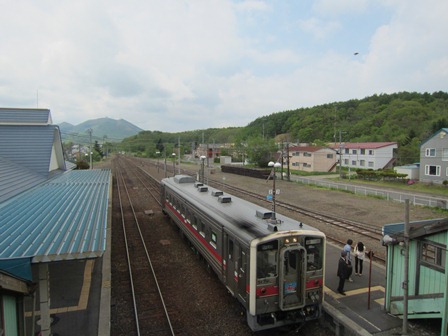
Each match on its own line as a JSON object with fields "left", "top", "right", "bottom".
{"left": 127, "top": 156, "right": 386, "bottom": 264}
{"left": 113, "top": 159, "right": 176, "bottom": 335}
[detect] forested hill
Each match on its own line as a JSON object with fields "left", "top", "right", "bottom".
{"left": 121, "top": 91, "right": 448, "bottom": 165}
{"left": 245, "top": 91, "right": 448, "bottom": 143}
{"left": 241, "top": 91, "right": 448, "bottom": 163}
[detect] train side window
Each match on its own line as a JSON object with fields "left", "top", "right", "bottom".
{"left": 199, "top": 220, "right": 205, "bottom": 238}
{"left": 210, "top": 231, "right": 217, "bottom": 249}
{"left": 192, "top": 215, "right": 198, "bottom": 230}
{"left": 228, "top": 239, "right": 234, "bottom": 260}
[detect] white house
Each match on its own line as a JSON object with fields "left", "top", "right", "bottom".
{"left": 330, "top": 142, "right": 398, "bottom": 170}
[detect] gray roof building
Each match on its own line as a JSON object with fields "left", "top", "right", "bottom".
{"left": 0, "top": 108, "right": 111, "bottom": 336}
{"left": 0, "top": 108, "right": 66, "bottom": 202}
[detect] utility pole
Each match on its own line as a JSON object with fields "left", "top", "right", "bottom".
{"left": 286, "top": 142, "right": 290, "bottom": 182}
{"left": 403, "top": 199, "right": 410, "bottom": 335}
{"left": 88, "top": 128, "right": 93, "bottom": 169}
{"left": 177, "top": 137, "right": 181, "bottom": 174}
{"left": 339, "top": 130, "right": 346, "bottom": 178}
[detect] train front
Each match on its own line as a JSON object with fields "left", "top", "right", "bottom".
{"left": 247, "top": 231, "right": 325, "bottom": 331}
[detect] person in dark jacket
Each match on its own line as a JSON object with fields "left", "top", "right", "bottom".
{"left": 337, "top": 250, "right": 349, "bottom": 295}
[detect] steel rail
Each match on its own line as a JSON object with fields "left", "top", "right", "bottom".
{"left": 115, "top": 159, "right": 176, "bottom": 335}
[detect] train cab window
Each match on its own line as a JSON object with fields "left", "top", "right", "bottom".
{"left": 257, "top": 241, "right": 278, "bottom": 278}
{"left": 305, "top": 237, "right": 323, "bottom": 271}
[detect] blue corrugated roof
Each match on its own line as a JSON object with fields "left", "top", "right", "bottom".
{"left": 0, "top": 108, "right": 52, "bottom": 124}
{"left": 0, "top": 169, "right": 111, "bottom": 263}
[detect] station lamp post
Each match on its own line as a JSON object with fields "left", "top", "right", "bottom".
{"left": 268, "top": 161, "right": 281, "bottom": 222}
{"left": 200, "top": 155, "right": 206, "bottom": 183}
{"left": 172, "top": 153, "right": 176, "bottom": 176}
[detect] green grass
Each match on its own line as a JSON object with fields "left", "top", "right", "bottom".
{"left": 333, "top": 177, "right": 448, "bottom": 197}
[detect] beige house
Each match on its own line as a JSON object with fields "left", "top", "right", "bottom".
{"left": 288, "top": 145, "right": 338, "bottom": 172}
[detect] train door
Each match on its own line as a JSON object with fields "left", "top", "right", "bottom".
{"left": 279, "top": 246, "right": 306, "bottom": 311}
{"left": 237, "top": 249, "right": 248, "bottom": 304}
{"left": 224, "top": 233, "right": 238, "bottom": 295}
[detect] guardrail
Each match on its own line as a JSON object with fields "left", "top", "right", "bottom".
{"left": 293, "top": 177, "right": 448, "bottom": 210}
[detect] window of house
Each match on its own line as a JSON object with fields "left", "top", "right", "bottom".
{"left": 344, "top": 159, "right": 349, "bottom": 165}
{"left": 360, "top": 160, "right": 365, "bottom": 166}
{"left": 292, "top": 162, "right": 299, "bottom": 167}
{"left": 352, "top": 149, "right": 357, "bottom": 155}
{"left": 293, "top": 152, "right": 299, "bottom": 156}
{"left": 368, "top": 150, "right": 374, "bottom": 155}
{"left": 420, "top": 241, "right": 446, "bottom": 272}
{"left": 303, "top": 163, "right": 311, "bottom": 168}
{"left": 425, "top": 148, "right": 436, "bottom": 157}
{"left": 368, "top": 161, "right": 374, "bottom": 167}
{"left": 360, "top": 149, "right": 365, "bottom": 155}
{"left": 304, "top": 152, "right": 311, "bottom": 157}
{"left": 425, "top": 165, "right": 440, "bottom": 176}
{"left": 345, "top": 148, "right": 349, "bottom": 154}
{"left": 352, "top": 160, "right": 357, "bottom": 166}
{"left": 326, "top": 154, "right": 333, "bottom": 159}
{"left": 443, "top": 148, "right": 448, "bottom": 161}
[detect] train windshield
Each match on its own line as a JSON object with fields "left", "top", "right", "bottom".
{"left": 257, "top": 240, "right": 279, "bottom": 278}
{"left": 305, "top": 237, "right": 324, "bottom": 271}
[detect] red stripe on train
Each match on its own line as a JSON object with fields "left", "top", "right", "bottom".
{"left": 306, "top": 278, "right": 323, "bottom": 289}
{"left": 165, "top": 202, "right": 223, "bottom": 263}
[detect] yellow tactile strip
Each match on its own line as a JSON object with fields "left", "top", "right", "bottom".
{"left": 325, "top": 285, "right": 385, "bottom": 305}
{"left": 25, "top": 260, "right": 95, "bottom": 317}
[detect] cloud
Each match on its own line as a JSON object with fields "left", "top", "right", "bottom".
{"left": 298, "top": 17, "right": 341, "bottom": 40}
{"left": 0, "top": 0, "right": 446, "bottom": 133}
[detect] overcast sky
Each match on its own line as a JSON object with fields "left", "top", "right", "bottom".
{"left": 1, "top": 0, "right": 447, "bottom": 132}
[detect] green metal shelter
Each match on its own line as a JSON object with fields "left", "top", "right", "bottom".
{"left": 382, "top": 218, "right": 448, "bottom": 336}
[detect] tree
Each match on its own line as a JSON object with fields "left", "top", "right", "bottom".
{"left": 246, "top": 135, "right": 277, "bottom": 167}
{"left": 156, "top": 138, "right": 165, "bottom": 153}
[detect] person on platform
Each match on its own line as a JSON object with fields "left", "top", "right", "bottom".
{"left": 343, "top": 239, "right": 354, "bottom": 282}
{"left": 354, "top": 241, "right": 366, "bottom": 276}
{"left": 337, "top": 250, "right": 349, "bottom": 295}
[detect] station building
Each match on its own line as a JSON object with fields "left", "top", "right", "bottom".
{"left": 0, "top": 108, "right": 111, "bottom": 336}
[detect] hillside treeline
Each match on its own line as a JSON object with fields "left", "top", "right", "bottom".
{"left": 120, "top": 91, "right": 448, "bottom": 165}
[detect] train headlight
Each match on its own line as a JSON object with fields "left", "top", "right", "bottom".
{"left": 293, "top": 238, "right": 297, "bottom": 243}
{"left": 285, "top": 238, "right": 290, "bottom": 244}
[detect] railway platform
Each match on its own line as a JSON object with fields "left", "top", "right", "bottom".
{"left": 323, "top": 242, "right": 403, "bottom": 335}
{"left": 24, "top": 233, "right": 414, "bottom": 335}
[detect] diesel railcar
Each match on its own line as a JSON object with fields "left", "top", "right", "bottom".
{"left": 161, "top": 175, "right": 325, "bottom": 331}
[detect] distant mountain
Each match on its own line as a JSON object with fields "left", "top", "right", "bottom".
{"left": 59, "top": 117, "right": 143, "bottom": 143}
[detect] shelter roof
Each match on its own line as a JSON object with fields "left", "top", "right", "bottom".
{"left": 383, "top": 218, "right": 448, "bottom": 241}
{"left": 0, "top": 169, "right": 111, "bottom": 263}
